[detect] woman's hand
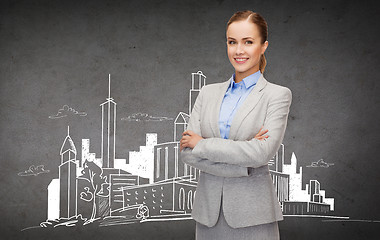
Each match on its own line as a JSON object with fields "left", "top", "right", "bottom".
{"left": 254, "top": 126, "right": 269, "bottom": 140}
{"left": 180, "top": 130, "right": 204, "bottom": 151}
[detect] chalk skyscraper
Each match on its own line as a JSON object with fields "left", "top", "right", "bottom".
{"left": 100, "top": 74, "right": 117, "bottom": 168}
{"left": 59, "top": 126, "right": 77, "bottom": 218}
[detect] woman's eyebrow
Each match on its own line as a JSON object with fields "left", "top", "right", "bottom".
{"left": 227, "top": 37, "right": 255, "bottom": 40}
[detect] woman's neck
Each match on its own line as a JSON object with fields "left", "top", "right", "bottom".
{"left": 234, "top": 69, "right": 261, "bottom": 83}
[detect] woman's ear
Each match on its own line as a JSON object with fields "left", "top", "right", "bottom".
{"left": 261, "top": 41, "right": 269, "bottom": 54}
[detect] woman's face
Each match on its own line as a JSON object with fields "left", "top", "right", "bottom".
{"left": 226, "top": 20, "right": 268, "bottom": 79}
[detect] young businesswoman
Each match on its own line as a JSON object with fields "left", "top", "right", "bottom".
{"left": 180, "top": 10, "right": 292, "bottom": 239}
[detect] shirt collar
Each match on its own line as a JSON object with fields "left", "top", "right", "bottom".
{"left": 229, "top": 70, "right": 261, "bottom": 89}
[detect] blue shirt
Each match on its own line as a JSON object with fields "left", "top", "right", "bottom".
{"left": 218, "top": 70, "right": 261, "bottom": 139}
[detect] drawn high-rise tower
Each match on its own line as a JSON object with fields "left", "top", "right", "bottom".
{"left": 189, "top": 71, "right": 206, "bottom": 114}
{"left": 174, "top": 112, "right": 190, "bottom": 142}
{"left": 59, "top": 126, "right": 77, "bottom": 218}
{"left": 173, "top": 71, "right": 205, "bottom": 142}
{"left": 100, "top": 74, "right": 117, "bottom": 168}
{"left": 269, "top": 144, "right": 284, "bottom": 172}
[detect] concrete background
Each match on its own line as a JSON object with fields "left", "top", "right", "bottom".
{"left": 0, "top": 0, "right": 379, "bottom": 239}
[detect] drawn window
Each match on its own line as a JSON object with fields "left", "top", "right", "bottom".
{"left": 165, "top": 147, "right": 169, "bottom": 179}
{"left": 174, "top": 146, "right": 178, "bottom": 178}
{"left": 187, "top": 190, "right": 193, "bottom": 210}
{"left": 156, "top": 148, "right": 161, "bottom": 178}
{"left": 179, "top": 188, "right": 185, "bottom": 210}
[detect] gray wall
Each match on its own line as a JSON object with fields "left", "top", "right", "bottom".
{"left": 0, "top": 0, "right": 379, "bottom": 239}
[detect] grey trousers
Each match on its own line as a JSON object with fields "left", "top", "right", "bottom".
{"left": 195, "top": 197, "right": 280, "bottom": 240}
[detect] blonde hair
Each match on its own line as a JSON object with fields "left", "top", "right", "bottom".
{"left": 227, "top": 10, "right": 268, "bottom": 73}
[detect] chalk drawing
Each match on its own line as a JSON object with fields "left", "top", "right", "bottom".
{"left": 40, "top": 215, "right": 87, "bottom": 228}
{"left": 277, "top": 151, "right": 335, "bottom": 214}
{"left": 306, "top": 158, "right": 335, "bottom": 168}
{"left": 23, "top": 71, "right": 353, "bottom": 231}
{"left": 18, "top": 165, "right": 50, "bottom": 176}
{"left": 49, "top": 104, "right": 87, "bottom": 119}
{"left": 121, "top": 113, "right": 173, "bottom": 122}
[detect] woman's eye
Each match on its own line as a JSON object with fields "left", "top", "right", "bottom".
{"left": 228, "top": 41, "right": 236, "bottom": 45}
{"left": 245, "top": 41, "right": 253, "bottom": 44}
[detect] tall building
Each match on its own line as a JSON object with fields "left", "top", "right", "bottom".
{"left": 126, "top": 133, "right": 157, "bottom": 183}
{"left": 189, "top": 71, "right": 206, "bottom": 114}
{"left": 269, "top": 144, "right": 289, "bottom": 202}
{"left": 310, "top": 180, "right": 321, "bottom": 202}
{"left": 47, "top": 179, "right": 60, "bottom": 220}
{"left": 154, "top": 142, "right": 182, "bottom": 182}
{"left": 174, "top": 112, "right": 190, "bottom": 142}
{"left": 282, "top": 152, "right": 309, "bottom": 202}
{"left": 269, "top": 144, "right": 284, "bottom": 172}
{"left": 82, "top": 139, "right": 103, "bottom": 169}
{"left": 59, "top": 126, "right": 77, "bottom": 218}
{"left": 100, "top": 74, "right": 117, "bottom": 168}
{"left": 278, "top": 150, "right": 335, "bottom": 215}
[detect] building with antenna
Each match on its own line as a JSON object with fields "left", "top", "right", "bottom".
{"left": 100, "top": 74, "right": 117, "bottom": 169}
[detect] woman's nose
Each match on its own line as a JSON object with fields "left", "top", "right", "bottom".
{"left": 236, "top": 43, "right": 244, "bottom": 54}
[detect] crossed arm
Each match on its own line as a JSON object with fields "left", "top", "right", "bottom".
{"left": 180, "top": 127, "right": 268, "bottom": 177}
{"left": 180, "top": 86, "right": 292, "bottom": 176}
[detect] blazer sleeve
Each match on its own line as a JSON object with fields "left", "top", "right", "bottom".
{"left": 180, "top": 87, "right": 249, "bottom": 178}
{"left": 191, "top": 87, "right": 292, "bottom": 168}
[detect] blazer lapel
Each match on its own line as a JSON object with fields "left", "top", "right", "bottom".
{"left": 209, "top": 79, "right": 231, "bottom": 138}
{"left": 228, "top": 75, "right": 268, "bottom": 140}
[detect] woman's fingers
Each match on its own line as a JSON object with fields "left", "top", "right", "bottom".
{"left": 180, "top": 141, "right": 191, "bottom": 150}
{"left": 180, "top": 131, "right": 203, "bottom": 150}
{"left": 180, "top": 135, "right": 189, "bottom": 151}
{"left": 256, "top": 128, "right": 268, "bottom": 137}
{"left": 254, "top": 127, "right": 269, "bottom": 141}
{"left": 182, "top": 130, "right": 196, "bottom": 136}
{"left": 256, "top": 135, "right": 268, "bottom": 140}
{"left": 260, "top": 129, "right": 269, "bottom": 135}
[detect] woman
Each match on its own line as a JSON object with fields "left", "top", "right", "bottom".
{"left": 180, "top": 10, "right": 291, "bottom": 239}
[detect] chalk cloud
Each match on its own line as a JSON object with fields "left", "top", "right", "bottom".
{"left": 49, "top": 105, "right": 87, "bottom": 119}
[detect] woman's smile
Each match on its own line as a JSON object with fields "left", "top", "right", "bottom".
{"left": 234, "top": 57, "right": 249, "bottom": 64}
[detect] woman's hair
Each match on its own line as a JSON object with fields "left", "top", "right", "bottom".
{"left": 227, "top": 10, "right": 268, "bottom": 73}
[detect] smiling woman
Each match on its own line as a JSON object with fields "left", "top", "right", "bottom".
{"left": 180, "top": 10, "right": 292, "bottom": 240}
{"left": 226, "top": 11, "right": 269, "bottom": 83}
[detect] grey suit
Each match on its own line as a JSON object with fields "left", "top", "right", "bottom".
{"left": 180, "top": 74, "right": 292, "bottom": 228}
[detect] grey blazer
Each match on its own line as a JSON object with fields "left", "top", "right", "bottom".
{"left": 180, "top": 74, "right": 292, "bottom": 228}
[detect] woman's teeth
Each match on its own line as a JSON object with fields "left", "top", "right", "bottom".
{"left": 235, "top": 58, "right": 248, "bottom": 62}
